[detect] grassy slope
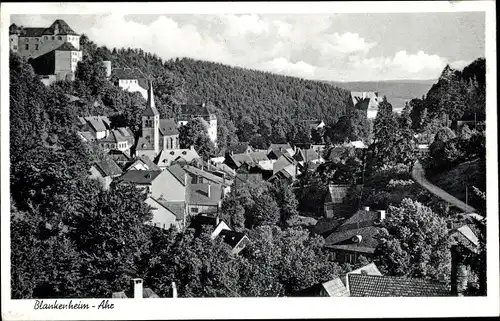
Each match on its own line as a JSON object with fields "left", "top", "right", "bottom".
{"left": 428, "top": 158, "right": 486, "bottom": 213}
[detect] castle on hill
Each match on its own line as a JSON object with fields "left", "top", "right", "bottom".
{"left": 9, "top": 19, "right": 82, "bottom": 84}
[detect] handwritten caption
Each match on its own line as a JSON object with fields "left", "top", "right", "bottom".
{"left": 34, "top": 299, "right": 115, "bottom": 310}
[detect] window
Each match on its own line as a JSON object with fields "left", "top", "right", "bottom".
{"left": 191, "top": 207, "right": 199, "bottom": 213}
{"left": 10, "top": 38, "right": 13, "bottom": 42}
{"left": 35, "top": 44, "right": 39, "bottom": 50}
{"left": 163, "top": 224, "right": 166, "bottom": 229}
{"left": 25, "top": 44, "right": 29, "bottom": 50}
{"left": 58, "top": 36, "right": 62, "bottom": 40}
{"left": 52, "top": 36, "right": 55, "bottom": 40}
{"left": 13, "top": 46, "right": 17, "bottom": 50}
{"left": 44, "top": 36, "right": 48, "bottom": 40}
{"left": 35, "top": 38, "right": 39, "bottom": 42}
{"left": 25, "top": 38, "right": 29, "bottom": 43}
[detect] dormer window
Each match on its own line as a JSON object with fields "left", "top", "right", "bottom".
{"left": 44, "top": 36, "right": 48, "bottom": 40}
{"left": 58, "top": 36, "right": 62, "bottom": 40}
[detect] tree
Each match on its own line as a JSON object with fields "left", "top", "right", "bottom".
{"left": 74, "top": 55, "right": 108, "bottom": 98}
{"left": 373, "top": 198, "right": 451, "bottom": 281}
{"left": 371, "top": 97, "right": 401, "bottom": 168}
{"left": 269, "top": 181, "right": 299, "bottom": 227}
{"left": 178, "top": 118, "right": 216, "bottom": 160}
{"left": 245, "top": 193, "right": 280, "bottom": 228}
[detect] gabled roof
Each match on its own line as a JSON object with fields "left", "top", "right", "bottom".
{"left": 55, "top": 42, "right": 79, "bottom": 52}
{"left": 78, "top": 131, "right": 95, "bottom": 142}
{"left": 227, "top": 142, "right": 253, "bottom": 154}
{"left": 42, "top": 19, "right": 79, "bottom": 36}
{"left": 155, "top": 148, "right": 201, "bottom": 167}
{"left": 184, "top": 165, "right": 232, "bottom": 186}
{"left": 325, "top": 184, "right": 350, "bottom": 204}
{"left": 179, "top": 103, "right": 212, "bottom": 117}
{"left": 348, "top": 274, "right": 450, "bottom": 297}
{"left": 136, "top": 137, "right": 156, "bottom": 151}
{"left": 268, "top": 143, "right": 294, "bottom": 158}
{"left": 324, "top": 210, "right": 382, "bottom": 253}
{"left": 94, "top": 159, "right": 123, "bottom": 177}
{"left": 126, "top": 155, "right": 161, "bottom": 171}
{"left": 152, "top": 198, "right": 186, "bottom": 221}
{"left": 166, "top": 164, "right": 187, "bottom": 186}
{"left": 159, "top": 118, "right": 179, "bottom": 136}
{"left": 321, "top": 278, "right": 350, "bottom": 297}
{"left": 84, "top": 116, "right": 111, "bottom": 132}
{"left": 219, "top": 229, "right": 247, "bottom": 248}
{"left": 294, "top": 148, "right": 320, "bottom": 162}
{"left": 110, "top": 68, "right": 147, "bottom": 80}
{"left": 119, "top": 170, "right": 162, "bottom": 184}
{"left": 187, "top": 183, "right": 222, "bottom": 206}
{"left": 108, "top": 150, "right": 131, "bottom": 162}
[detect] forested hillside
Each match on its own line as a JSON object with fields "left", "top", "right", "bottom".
{"left": 80, "top": 35, "right": 358, "bottom": 149}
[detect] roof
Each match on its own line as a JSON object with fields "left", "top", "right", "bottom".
{"left": 219, "top": 229, "right": 247, "bottom": 248}
{"left": 322, "top": 278, "right": 350, "bottom": 297}
{"left": 100, "top": 129, "right": 133, "bottom": 144}
{"left": 94, "top": 159, "right": 123, "bottom": 177}
{"left": 42, "top": 19, "right": 79, "bottom": 36}
{"left": 159, "top": 118, "right": 179, "bottom": 136}
{"left": 84, "top": 116, "right": 110, "bottom": 132}
{"left": 108, "top": 150, "right": 131, "bottom": 162}
{"left": 326, "top": 184, "right": 350, "bottom": 204}
{"left": 136, "top": 137, "right": 156, "bottom": 151}
{"left": 144, "top": 83, "right": 159, "bottom": 116}
{"left": 268, "top": 143, "right": 294, "bottom": 158}
{"left": 184, "top": 165, "right": 232, "bottom": 186}
{"left": 166, "top": 164, "right": 187, "bottom": 186}
{"left": 227, "top": 142, "right": 253, "bottom": 154}
{"left": 324, "top": 210, "right": 382, "bottom": 253}
{"left": 119, "top": 170, "right": 162, "bottom": 184}
{"left": 78, "top": 131, "right": 95, "bottom": 142}
{"left": 348, "top": 274, "right": 450, "bottom": 297}
{"left": 155, "top": 148, "right": 201, "bottom": 167}
{"left": 55, "top": 42, "right": 79, "bottom": 52}
{"left": 324, "top": 146, "right": 350, "bottom": 161}
{"left": 351, "top": 92, "right": 380, "bottom": 111}
{"left": 126, "top": 156, "right": 161, "bottom": 171}
{"left": 18, "top": 27, "right": 46, "bottom": 37}
{"left": 294, "top": 148, "right": 320, "bottom": 162}
{"left": 187, "top": 183, "right": 222, "bottom": 206}
{"left": 154, "top": 198, "right": 186, "bottom": 221}
{"left": 111, "top": 68, "right": 147, "bottom": 81}
{"left": 179, "top": 103, "right": 212, "bottom": 117}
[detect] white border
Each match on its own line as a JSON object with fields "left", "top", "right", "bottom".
{"left": 1, "top": 1, "right": 498, "bottom": 320}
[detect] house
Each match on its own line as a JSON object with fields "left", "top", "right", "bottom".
{"left": 97, "top": 128, "right": 135, "bottom": 153}
{"left": 324, "top": 184, "right": 350, "bottom": 219}
{"left": 293, "top": 148, "right": 323, "bottom": 165}
{"left": 10, "top": 20, "right": 82, "bottom": 84}
{"left": 306, "top": 119, "right": 326, "bottom": 132}
{"left": 118, "top": 167, "right": 186, "bottom": 201}
{"left": 324, "top": 207, "right": 386, "bottom": 263}
{"left": 154, "top": 147, "right": 201, "bottom": 169}
{"left": 108, "top": 150, "right": 131, "bottom": 168}
{"left": 297, "top": 262, "right": 450, "bottom": 297}
{"left": 267, "top": 143, "right": 296, "bottom": 159}
{"left": 112, "top": 278, "right": 160, "bottom": 299}
{"left": 183, "top": 165, "right": 233, "bottom": 196}
{"left": 186, "top": 183, "right": 222, "bottom": 216}
{"left": 268, "top": 167, "right": 295, "bottom": 184}
{"left": 272, "top": 153, "right": 300, "bottom": 178}
{"left": 158, "top": 118, "right": 180, "bottom": 150}
{"left": 351, "top": 92, "right": 381, "bottom": 119}
{"left": 225, "top": 151, "right": 273, "bottom": 171}
{"left": 177, "top": 103, "right": 217, "bottom": 146}
{"left": 88, "top": 159, "right": 123, "bottom": 190}
{"left": 77, "top": 116, "right": 111, "bottom": 140}
{"left": 189, "top": 214, "right": 250, "bottom": 254}
{"left": 110, "top": 68, "right": 149, "bottom": 100}
{"left": 145, "top": 196, "right": 187, "bottom": 231}
{"left": 226, "top": 142, "right": 254, "bottom": 155}
{"left": 125, "top": 155, "right": 161, "bottom": 172}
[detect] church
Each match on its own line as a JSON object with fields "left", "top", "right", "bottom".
{"left": 135, "top": 82, "right": 217, "bottom": 161}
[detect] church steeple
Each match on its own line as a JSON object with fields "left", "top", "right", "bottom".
{"left": 144, "top": 80, "right": 159, "bottom": 116}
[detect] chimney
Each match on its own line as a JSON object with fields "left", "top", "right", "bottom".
{"left": 131, "top": 278, "right": 143, "bottom": 299}
{"left": 451, "top": 245, "right": 468, "bottom": 296}
{"left": 377, "top": 210, "right": 386, "bottom": 221}
{"left": 363, "top": 206, "right": 370, "bottom": 211}
{"left": 184, "top": 173, "right": 188, "bottom": 186}
{"left": 190, "top": 145, "right": 194, "bottom": 151}
{"left": 207, "top": 184, "right": 211, "bottom": 198}
{"left": 172, "top": 282, "right": 178, "bottom": 298}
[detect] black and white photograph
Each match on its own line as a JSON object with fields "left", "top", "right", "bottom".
{"left": 1, "top": 1, "right": 498, "bottom": 320}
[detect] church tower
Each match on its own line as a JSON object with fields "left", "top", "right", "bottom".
{"left": 142, "top": 81, "right": 160, "bottom": 155}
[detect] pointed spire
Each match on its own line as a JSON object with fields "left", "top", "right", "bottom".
{"left": 144, "top": 79, "right": 159, "bottom": 117}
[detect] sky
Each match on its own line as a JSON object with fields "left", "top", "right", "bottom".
{"left": 11, "top": 12, "right": 485, "bottom": 82}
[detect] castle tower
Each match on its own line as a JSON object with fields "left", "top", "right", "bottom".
{"left": 142, "top": 81, "right": 160, "bottom": 155}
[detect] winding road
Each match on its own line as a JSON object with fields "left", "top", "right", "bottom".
{"left": 411, "top": 160, "right": 477, "bottom": 213}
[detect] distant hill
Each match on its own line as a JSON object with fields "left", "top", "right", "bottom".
{"left": 326, "top": 80, "right": 437, "bottom": 112}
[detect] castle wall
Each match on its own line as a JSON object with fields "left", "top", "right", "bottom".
{"left": 16, "top": 34, "right": 80, "bottom": 59}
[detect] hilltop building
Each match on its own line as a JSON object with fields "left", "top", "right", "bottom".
{"left": 10, "top": 20, "right": 82, "bottom": 85}
{"left": 110, "top": 68, "right": 149, "bottom": 100}
{"left": 351, "top": 92, "right": 381, "bottom": 119}
{"left": 177, "top": 103, "right": 218, "bottom": 146}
